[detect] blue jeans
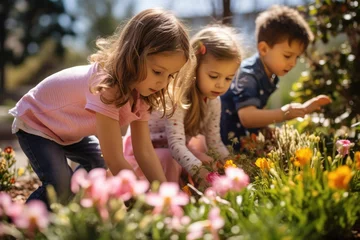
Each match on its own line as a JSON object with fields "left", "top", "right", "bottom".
{"left": 16, "top": 130, "right": 106, "bottom": 207}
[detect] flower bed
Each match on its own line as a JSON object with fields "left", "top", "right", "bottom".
{"left": 1, "top": 125, "right": 360, "bottom": 239}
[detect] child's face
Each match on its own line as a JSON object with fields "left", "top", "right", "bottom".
{"left": 259, "top": 39, "right": 304, "bottom": 78}
{"left": 196, "top": 54, "right": 239, "bottom": 100}
{"left": 135, "top": 51, "right": 187, "bottom": 96}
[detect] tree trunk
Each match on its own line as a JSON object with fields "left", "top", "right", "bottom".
{"left": 0, "top": 2, "right": 8, "bottom": 96}
{"left": 222, "top": 0, "right": 232, "bottom": 25}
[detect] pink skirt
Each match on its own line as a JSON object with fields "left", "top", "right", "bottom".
{"left": 123, "top": 134, "right": 209, "bottom": 184}
{"left": 123, "top": 134, "right": 183, "bottom": 183}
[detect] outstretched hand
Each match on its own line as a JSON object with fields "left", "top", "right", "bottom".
{"left": 302, "top": 95, "right": 332, "bottom": 114}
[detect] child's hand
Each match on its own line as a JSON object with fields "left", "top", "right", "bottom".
{"left": 189, "top": 147, "right": 214, "bottom": 165}
{"left": 281, "top": 103, "right": 306, "bottom": 121}
{"left": 302, "top": 95, "right": 332, "bottom": 114}
{"left": 194, "top": 168, "right": 212, "bottom": 190}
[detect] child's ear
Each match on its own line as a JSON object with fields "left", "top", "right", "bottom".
{"left": 258, "top": 41, "right": 269, "bottom": 56}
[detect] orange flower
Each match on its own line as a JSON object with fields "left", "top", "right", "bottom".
{"left": 216, "top": 161, "right": 223, "bottom": 169}
{"left": 4, "top": 146, "right": 13, "bottom": 155}
{"left": 355, "top": 151, "right": 360, "bottom": 170}
{"left": 224, "top": 160, "right": 236, "bottom": 169}
{"left": 255, "top": 158, "right": 270, "bottom": 171}
{"left": 328, "top": 165, "right": 352, "bottom": 190}
{"left": 182, "top": 185, "right": 192, "bottom": 196}
{"left": 294, "top": 148, "right": 312, "bottom": 166}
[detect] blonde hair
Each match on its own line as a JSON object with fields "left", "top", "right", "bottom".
{"left": 179, "top": 25, "right": 243, "bottom": 137}
{"left": 89, "top": 8, "right": 190, "bottom": 116}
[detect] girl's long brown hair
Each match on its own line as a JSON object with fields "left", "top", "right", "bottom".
{"left": 89, "top": 8, "right": 190, "bottom": 116}
{"left": 181, "top": 25, "right": 243, "bottom": 137}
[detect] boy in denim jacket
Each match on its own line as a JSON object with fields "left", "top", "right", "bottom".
{"left": 220, "top": 5, "right": 331, "bottom": 151}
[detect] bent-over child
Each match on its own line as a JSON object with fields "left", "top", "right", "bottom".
{"left": 9, "top": 8, "right": 190, "bottom": 206}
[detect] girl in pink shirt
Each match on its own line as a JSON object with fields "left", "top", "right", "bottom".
{"left": 9, "top": 8, "right": 190, "bottom": 206}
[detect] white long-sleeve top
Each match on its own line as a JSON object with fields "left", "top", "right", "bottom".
{"left": 148, "top": 97, "right": 229, "bottom": 175}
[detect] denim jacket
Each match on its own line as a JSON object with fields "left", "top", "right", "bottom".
{"left": 220, "top": 53, "right": 279, "bottom": 151}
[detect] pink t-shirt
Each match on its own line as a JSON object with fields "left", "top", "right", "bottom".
{"left": 9, "top": 63, "right": 150, "bottom": 145}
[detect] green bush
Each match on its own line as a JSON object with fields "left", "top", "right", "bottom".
{"left": 292, "top": 0, "right": 360, "bottom": 128}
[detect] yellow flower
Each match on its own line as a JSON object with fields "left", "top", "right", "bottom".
{"left": 328, "top": 165, "right": 352, "bottom": 190}
{"left": 355, "top": 151, "right": 360, "bottom": 170}
{"left": 17, "top": 167, "right": 25, "bottom": 177}
{"left": 224, "top": 160, "right": 237, "bottom": 169}
{"left": 294, "top": 173, "right": 303, "bottom": 182}
{"left": 294, "top": 148, "right": 312, "bottom": 166}
{"left": 0, "top": 158, "right": 6, "bottom": 170}
{"left": 255, "top": 158, "right": 271, "bottom": 171}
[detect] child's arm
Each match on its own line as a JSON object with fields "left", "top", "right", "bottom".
{"left": 238, "top": 103, "right": 306, "bottom": 128}
{"left": 165, "top": 108, "right": 204, "bottom": 176}
{"left": 130, "top": 120, "right": 167, "bottom": 183}
{"left": 205, "top": 98, "right": 229, "bottom": 159}
{"left": 96, "top": 113, "right": 135, "bottom": 175}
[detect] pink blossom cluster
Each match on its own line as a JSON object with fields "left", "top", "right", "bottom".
{"left": 0, "top": 192, "right": 49, "bottom": 236}
{"left": 71, "top": 168, "right": 149, "bottom": 219}
{"left": 335, "top": 139, "right": 353, "bottom": 157}
{"left": 206, "top": 167, "right": 250, "bottom": 196}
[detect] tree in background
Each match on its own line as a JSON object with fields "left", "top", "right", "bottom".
{"left": 75, "top": 0, "right": 135, "bottom": 52}
{"left": 292, "top": 0, "right": 359, "bottom": 129}
{"left": 0, "top": 0, "right": 74, "bottom": 97}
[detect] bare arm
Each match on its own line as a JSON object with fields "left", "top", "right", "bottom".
{"left": 131, "top": 120, "right": 167, "bottom": 183}
{"left": 238, "top": 104, "right": 306, "bottom": 128}
{"left": 96, "top": 113, "right": 134, "bottom": 175}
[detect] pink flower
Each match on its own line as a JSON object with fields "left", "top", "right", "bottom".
{"left": 336, "top": 139, "right": 353, "bottom": 156}
{"left": 0, "top": 192, "right": 12, "bottom": 217}
{"left": 206, "top": 172, "right": 221, "bottom": 184}
{"left": 12, "top": 200, "right": 49, "bottom": 232}
{"left": 146, "top": 182, "right": 189, "bottom": 217}
{"left": 208, "top": 207, "right": 224, "bottom": 230}
{"left": 212, "top": 176, "right": 232, "bottom": 196}
{"left": 71, "top": 168, "right": 91, "bottom": 193}
{"left": 0, "top": 192, "right": 23, "bottom": 219}
{"left": 165, "top": 215, "right": 191, "bottom": 231}
{"left": 187, "top": 207, "right": 224, "bottom": 240}
{"left": 110, "top": 169, "right": 149, "bottom": 201}
{"left": 225, "top": 167, "right": 250, "bottom": 191}
{"left": 211, "top": 168, "right": 249, "bottom": 196}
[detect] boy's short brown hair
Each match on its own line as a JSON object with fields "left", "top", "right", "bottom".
{"left": 255, "top": 5, "right": 314, "bottom": 49}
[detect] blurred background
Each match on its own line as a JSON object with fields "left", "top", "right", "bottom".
{"left": 1, "top": 0, "right": 355, "bottom": 168}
